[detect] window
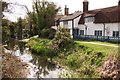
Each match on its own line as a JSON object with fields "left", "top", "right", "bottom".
{"left": 80, "top": 30, "right": 84, "bottom": 35}
{"left": 85, "top": 17, "right": 94, "bottom": 22}
{"left": 63, "top": 21, "right": 68, "bottom": 25}
{"left": 113, "top": 31, "right": 119, "bottom": 37}
{"left": 95, "top": 30, "right": 102, "bottom": 36}
{"left": 73, "top": 29, "right": 79, "bottom": 35}
{"left": 67, "top": 29, "right": 70, "bottom": 33}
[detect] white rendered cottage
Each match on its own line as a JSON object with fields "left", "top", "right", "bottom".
{"left": 54, "top": 0, "right": 120, "bottom": 42}
{"left": 58, "top": 5, "right": 82, "bottom": 38}
{"left": 77, "top": 0, "right": 120, "bottom": 42}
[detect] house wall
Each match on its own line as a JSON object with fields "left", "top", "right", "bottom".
{"left": 59, "top": 15, "right": 81, "bottom": 38}
{"left": 85, "top": 22, "right": 104, "bottom": 36}
{"left": 105, "top": 23, "right": 119, "bottom": 37}
{"left": 59, "top": 20, "right": 73, "bottom": 38}
{"left": 79, "top": 22, "right": 120, "bottom": 37}
{"left": 78, "top": 25, "right": 85, "bottom": 35}
{"left": 74, "top": 16, "right": 81, "bottom": 28}
{"left": 59, "top": 20, "right": 72, "bottom": 29}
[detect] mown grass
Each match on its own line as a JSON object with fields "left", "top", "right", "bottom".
{"left": 75, "top": 40, "right": 119, "bottom": 46}
{"left": 75, "top": 40, "right": 118, "bottom": 54}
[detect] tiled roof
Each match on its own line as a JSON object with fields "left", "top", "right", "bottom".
{"left": 55, "top": 15, "right": 63, "bottom": 21}
{"left": 60, "top": 11, "right": 82, "bottom": 21}
{"left": 78, "top": 6, "right": 120, "bottom": 24}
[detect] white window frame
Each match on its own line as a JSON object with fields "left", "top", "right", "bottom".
{"left": 95, "top": 30, "right": 102, "bottom": 36}
{"left": 113, "top": 31, "right": 119, "bottom": 37}
{"left": 80, "top": 30, "right": 84, "bottom": 35}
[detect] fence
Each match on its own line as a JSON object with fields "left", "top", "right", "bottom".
{"left": 73, "top": 35, "right": 120, "bottom": 43}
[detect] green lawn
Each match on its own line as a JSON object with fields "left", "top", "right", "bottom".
{"left": 75, "top": 40, "right": 118, "bottom": 55}
{"left": 75, "top": 40, "right": 118, "bottom": 46}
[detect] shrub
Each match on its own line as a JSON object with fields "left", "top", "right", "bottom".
{"left": 67, "top": 54, "right": 77, "bottom": 67}
{"left": 67, "top": 53, "right": 88, "bottom": 68}
{"left": 48, "top": 29, "right": 56, "bottom": 39}
{"left": 41, "top": 29, "right": 50, "bottom": 38}
{"left": 89, "top": 52, "right": 104, "bottom": 66}
{"left": 41, "top": 28, "right": 56, "bottom": 39}
{"left": 78, "top": 65, "right": 96, "bottom": 78}
{"left": 38, "top": 40, "right": 50, "bottom": 45}
{"left": 27, "top": 37, "right": 39, "bottom": 47}
{"left": 52, "top": 27, "right": 73, "bottom": 49}
{"left": 31, "top": 45, "right": 54, "bottom": 56}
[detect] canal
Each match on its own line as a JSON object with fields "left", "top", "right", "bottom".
{"left": 3, "top": 38, "right": 69, "bottom": 78}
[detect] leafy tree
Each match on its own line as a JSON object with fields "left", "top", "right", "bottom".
{"left": 9, "top": 22, "right": 16, "bottom": 38}
{"left": 32, "top": 0, "right": 60, "bottom": 37}
{"left": 17, "top": 18, "right": 23, "bottom": 40}
{"left": 2, "top": 19, "right": 11, "bottom": 43}
{"left": 27, "top": 12, "right": 37, "bottom": 36}
{"left": 1, "top": 0, "right": 9, "bottom": 18}
{"left": 2, "top": 26, "right": 10, "bottom": 43}
{"left": 2, "top": 19, "right": 9, "bottom": 26}
{"left": 1, "top": 0, "right": 9, "bottom": 44}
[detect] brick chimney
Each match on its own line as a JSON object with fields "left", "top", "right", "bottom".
{"left": 83, "top": 0, "right": 89, "bottom": 12}
{"left": 119, "top": 0, "right": 120, "bottom": 6}
{"left": 64, "top": 5, "right": 69, "bottom": 15}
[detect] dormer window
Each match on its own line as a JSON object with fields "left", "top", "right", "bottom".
{"left": 85, "top": 17, "right": 94, "bottom": 22}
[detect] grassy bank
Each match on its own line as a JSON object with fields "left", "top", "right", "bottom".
{"left": 27, "top": 38, "right": 118, "bottom": 78}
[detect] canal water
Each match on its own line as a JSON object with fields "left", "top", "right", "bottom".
{"left": 4, "top": 39, "right": 68, "bottom": 78}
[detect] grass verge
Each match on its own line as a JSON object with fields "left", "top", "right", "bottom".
{"left": 27, "top": 38, "right": 118, "bottom": 78}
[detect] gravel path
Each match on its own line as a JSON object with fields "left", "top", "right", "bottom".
{"left": 81, "top": 42, "right": 119, "bottom": 48}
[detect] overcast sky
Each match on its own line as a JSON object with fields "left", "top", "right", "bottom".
{"left": 4, "top": 0, "right": 119, "bottom": 22}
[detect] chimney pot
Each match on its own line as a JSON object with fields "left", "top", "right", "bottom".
{"left": 83, "top": 0, "right": 88, "bottom": 2}
{"left": 65, "top": 5, "right": 67, "bottom": 8}
{"left": 83, "top": 0, "right": 89, "bottom": 12}
{"left": 118, "top": 0, "right": 120, "bottom": 6}
{"left": 64, "top": 5, "right": 69, "bottom": 15}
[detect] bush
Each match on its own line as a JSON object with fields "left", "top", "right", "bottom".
{"left": 78, "top": 65, "right": 96, "bottom": 78}
{"left": 48, "top": 29, "right": 56, "bottom": 39}
{"left": 67, "top": 53, "right": 88, "bottom": 68}
{"left": 41, "top": 29, "right": 50, "bottom": 38}
{"left": 67, "top": 54, "right": 77, "bottom": 67}
{"left": 27, "top": 37, "right": 39, "bottom": 47}
{"left": 52, "top": 27, "right": 73, "bottom": 49}
{"left": 31, "top": 45, "right": 54, "bottom": 56}
{"left": 88, "top": 52, "right": 104, "bottom": 66}
{"left": 41, "top": 28, "right": 56, "bottom": 39}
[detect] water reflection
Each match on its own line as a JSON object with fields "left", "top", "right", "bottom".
{"left": 6, "top": 38, "right": 16, "bottom": 50}
{"left": 30, "top": 54, "right": 57, "bottom": 78}
{"left": 6, "top": 38, "right": 25, "bottom": 55}
{"left": 5, "top": 39, "right": 60, "bottom": 78}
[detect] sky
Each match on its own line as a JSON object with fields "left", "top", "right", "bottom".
{"left": 4, "top": 0, "right": 119, "bottom": 22}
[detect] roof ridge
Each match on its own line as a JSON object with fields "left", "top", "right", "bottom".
{"left": 88, "top": 5, "right": 117, "bottom": 12}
